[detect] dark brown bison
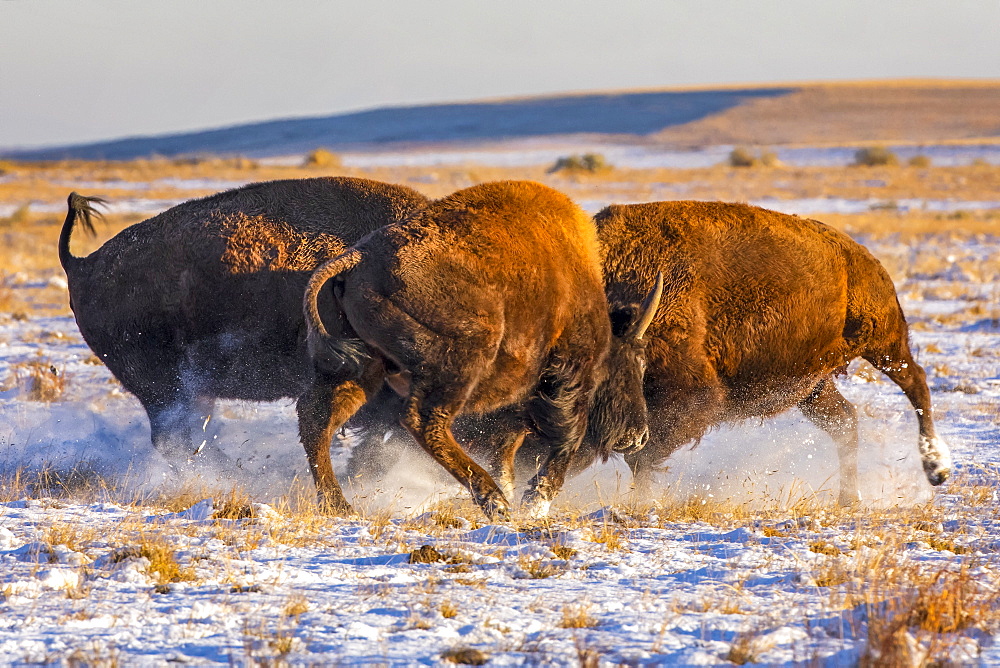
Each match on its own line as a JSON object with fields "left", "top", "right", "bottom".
{"left": 304, "top": 181, "right": 662, "bottom": 518}
{"left": 533, "top": 200, "right": 949, "bottom": 504}
{"left": 58, "top": 177, "right": 429, "bottom": 497}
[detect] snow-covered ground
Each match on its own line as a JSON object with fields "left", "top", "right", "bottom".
{"left": 6, "top": 193, "right": 999, "bottom": 221}
{"left": 334, "top": 141, "right": 1000, "bottom": 170}
{"left": 1, "top": 205, "right": 999, "bottom": 664}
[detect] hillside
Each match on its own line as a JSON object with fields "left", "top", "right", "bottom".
{"left": 5, "top": 80, "right": 999, "bottom": 161}
{"left": 651, "top": 81, "right": 1000, "bottom": 148}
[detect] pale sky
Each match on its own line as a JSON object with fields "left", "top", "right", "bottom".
{"left": 1, "top": 0, "right": 998, "bottom": 149}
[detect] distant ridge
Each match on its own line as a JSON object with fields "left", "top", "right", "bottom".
{"left": 5, "top": 80, "right": 999, "bottom": 161}
{"left": 2, "top": 88, "right": 793, "bottom": 160}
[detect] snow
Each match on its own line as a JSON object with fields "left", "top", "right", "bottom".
{"left": 337, "top": 141, "right": 1000, "bottom": 169}
{"left": 10, "top": 194, "right": 999, "bottom": 220}
{"left": 2, "top": 186, "right": 999, "bottom": 665}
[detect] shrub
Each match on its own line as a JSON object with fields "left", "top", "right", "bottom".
{"left": 547, "top": 153, "right": 611, "bottom": 174}
{"left": 908, "top": 154, "right": 932, "bottom": 168}
{"left": 728, "top": 147, "right": 756, "bottom": 167}
{"left": 0, "top": 204, "right": 32, "bottom": 229}
{"left": 758, "top": 150, "right": 779, "bottom": 167}
{"left": 854, "top": 146, "right": 899, "bottom": 167}
{"left": 728, "top": 147, "right": 779, "bottom": 168}
{"left": 302, "top": 148, "right": 342, "bottom": 169}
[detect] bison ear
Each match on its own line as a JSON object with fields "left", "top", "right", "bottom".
{"left": 609, "top": 305, "right": 639, "bottom": 339}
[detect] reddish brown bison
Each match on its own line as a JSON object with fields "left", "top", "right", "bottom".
{"left": 530, "top": 200, "right": 949, "bottom": 504}
{"left": 59, "top": 177, "right": 429, "bottom": 484}
{"left": 304, "top": 181, "right": 662, "bottom": 518}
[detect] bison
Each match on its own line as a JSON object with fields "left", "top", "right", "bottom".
{"left": 517, "top": 200, "right": 949, "bottom": 504}
{"left": 58, "top": 177, "right": 429, "bottom": 505}
{"left": 303, "top": 181, "right": 662, "bottom": 518}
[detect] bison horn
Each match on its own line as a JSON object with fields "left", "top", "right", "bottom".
{"left": 629, "top": 272, "right": 664, "bottom": 341}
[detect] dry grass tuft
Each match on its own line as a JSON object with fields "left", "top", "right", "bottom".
{"left": 547, "top": 153, "right": 611, "bottom": 174}
{"left": 282, "top": 594, "right": 309, "bottom": 619}
{"left": 0, "top": 273, "right": 27, "bottom": 317}
{"left": 559, "top": 603, "right": 599, "bottom": 629}
{"left": 653, "top": 494, "right": 756, "bottom": 526}
{"left": 59, "top": 641, "right": 121, "bottom": 668}
{"left": 725, "top": 629, "right": 767, "bottom": 665}
{"left": 517, "top": 555, "right": 564, "bottom": 580}
{"left": 12, "top": 358, "right": 67, "bottom": 401}
{"left": 302, "top": 148, "right": 341, "bottom": 169}
{"left": 854, "top": 146, "right": 899, "bottom": 167}
{"left": 809, "top": 541, "right": 842, "bottom": 556}
{"left": 441, "top": 647, "right": 489, "bottom": 665}
{"left": 0, "top": 203, "right": 32, "bottom": 228}
{"left": 591, "top": 524, "right": 625, "bottom": 551}
{"left": 728, "top": 146, "right": 779, "bottom": 168}
{"left": 409, "top": 545, "right": 448, "bottom": 564}
{"left": 6, "top": 465, "right": 118, "bottom": 502}
{"left": 812, "top": 561, "right": 852, "bottom": 588}
{"left": 550, "top": 544, "right": 578, "bottom": 560}
{"left": 136, "top": 536, "right": 196, "bottom": 585}
{"left": 211, "top": 488, "right": 257, "bottom": 520}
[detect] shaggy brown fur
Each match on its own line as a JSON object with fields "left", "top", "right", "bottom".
{"left": 304, "top": 181, "right": 659, "bottom": 518}
{"left": 566, "top": 200, "right": 951, "bottom": 503}
{"left": 59, "top": 178, "right": 429, "bottom": 510}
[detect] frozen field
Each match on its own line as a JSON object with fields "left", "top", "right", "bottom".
{"left": 1, "top": 171, "right": 999, "bottom": 665}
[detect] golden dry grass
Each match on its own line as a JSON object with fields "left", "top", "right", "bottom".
{"left": 559, "top": 603, "right": 599, "bottom": 629}
{"left": 0, "top": 155, "right": 997, "bottom": 328}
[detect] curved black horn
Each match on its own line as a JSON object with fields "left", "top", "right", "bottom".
{"left": 628, "top": 272, "right": 663, "bottom": 340}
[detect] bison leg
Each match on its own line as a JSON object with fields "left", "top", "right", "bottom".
{"left": 343, "top": 384, "right": 408, "bottom": 483}
{"left": 491, "top": 430, "right": 528, "bottom": 502}
{"left": 297, "top": 374, "right": 380, "bottom": 516}
{"left": 624, "top": 446, "right": 661, "bottom": 500}
{"left": 798, "top": 377, "right": 860, "bottom": 505}
{"left": 401, "top": 394, "right": 511, "bottom": 521}
{"left": 460, "top": 408, "right": 529, "bottom": 502}
{"left": 866, "top": 350, "right": 952, "bottom": 487}
{"left": 143, "top": 394, "right": 219, "bottom": 463}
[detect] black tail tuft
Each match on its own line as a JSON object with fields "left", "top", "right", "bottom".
{"left": 314, "top": 336, "right": 371, "bottom": 379}
{"left": 59, "top": 192, "right": 107, "bottom": 271}
{"left": 67, "top": 192, "right": 107, "bottom": 237}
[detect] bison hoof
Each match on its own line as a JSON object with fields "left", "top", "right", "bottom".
{"left": 478, "top": 492, "right": 511, "bottom": 522}
{"left": 317, "top": 496, "right": 356, "bottom": 517}
{"left": 525, "top": 497, "right": 552, "bottom": 519}
{"left": 838, "top": 489, "right": 862, "bottom": 506}
{"left": 925, "top": 465, "right": 950, "bottom": 487}
{"left": 520, "top": 489, "right": 553, "bottom": 519}
{"left": 919, "top": 435, "right": 952, "bottom": 487}
{"left": 613, "top": 427, "right": 650, "bottom": 456}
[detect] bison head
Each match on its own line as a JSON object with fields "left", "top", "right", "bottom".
{"left": 587, "top": 273, "right": 663, "bottom": 458}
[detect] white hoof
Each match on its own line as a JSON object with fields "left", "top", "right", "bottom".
{"left": 919, "top": 435, "right": 953, "bottom": 486}
{"left": 524, "top": 497, "right": 551, "bottom": 519}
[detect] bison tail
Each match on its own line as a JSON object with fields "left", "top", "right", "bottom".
{"left": 303, "top": 249, "right": 368, "bottom": 377}
{"left": 58, "top": 192, "right": 107, "bottom": 273}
